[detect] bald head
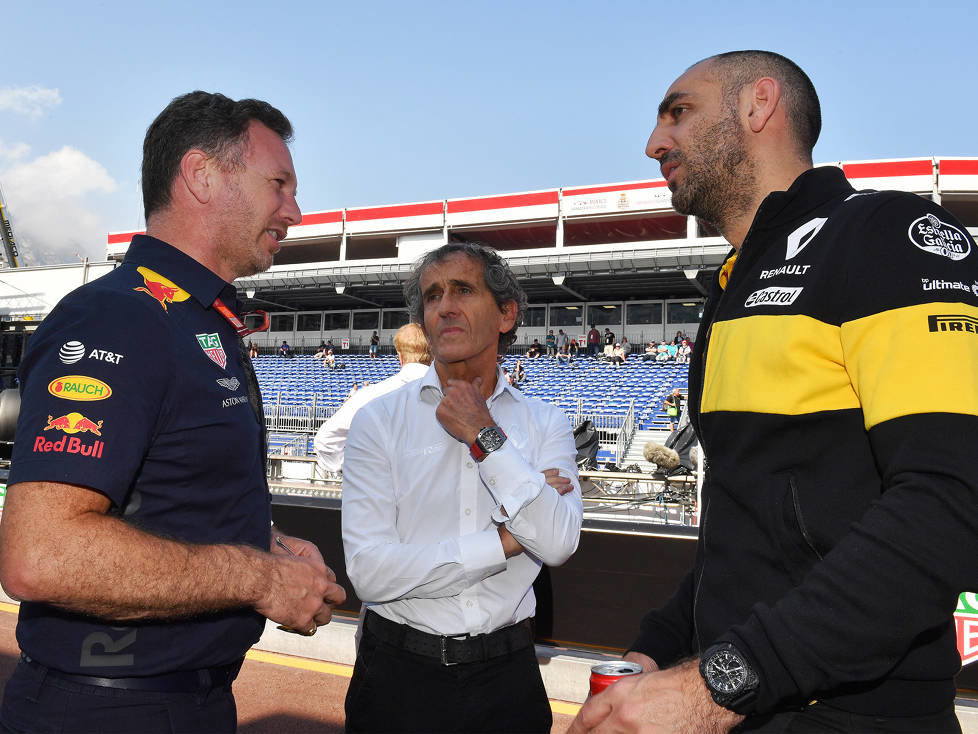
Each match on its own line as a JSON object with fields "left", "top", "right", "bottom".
{"left": 698, "top": 50, "right": 821, "bottom": 162}
{"left": 394, "top": 322, "right": 432, "bottom": 366}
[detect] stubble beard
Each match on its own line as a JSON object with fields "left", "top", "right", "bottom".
{"left": 669, "top": 109, "right": 757, "bottom": 236}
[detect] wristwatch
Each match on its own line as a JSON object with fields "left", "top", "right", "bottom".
{"left": 699, "top": 642, "right": 759, "bottom": 714}
{"left": 469, "top": 425, "right": 507, "bottom": 462}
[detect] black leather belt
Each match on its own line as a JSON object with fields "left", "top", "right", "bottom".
{"left": 21, "top": 654, "right": 243, "bottom": 693}
{"left": 365, "top": 609, "right": 535, "bottom": 666}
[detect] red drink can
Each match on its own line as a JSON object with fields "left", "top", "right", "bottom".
{"left": 589, "top": 661, "right": 643, "bottom": 696}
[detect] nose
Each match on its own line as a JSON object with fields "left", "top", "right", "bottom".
{"left": 646, "top": 124, "right": 671, "bottom": 160}
{"left": 282, "top": 194, "right": 302, "bottom": 227}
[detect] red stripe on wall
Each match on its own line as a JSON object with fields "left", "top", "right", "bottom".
{"left": 300, "top": 210, "right": 343, "bottom": 225}
{"left": 447, "top": 191, "right": 558, "bottom": 214}
{"left": 939, "top": 160, "right": 978, "bottom": 176}
{"left": 563, "top": 181, "right": 668, "bottom": 197}
{"left": 842, "top": 160, "right": 932, "bottom": 179}
{"left": 107, "top": 231, "right": 142, "bottom": 244}
{"left": 345, "top": 202, "right": 442, "bottom": 222}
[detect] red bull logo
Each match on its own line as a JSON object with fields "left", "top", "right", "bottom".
{"left": 133, "top": 266, "right": 190, "bottom": 312}
{"left": 44, "top": 412, "right": 103, "bottom": 436}
{"left": 32, "top": 434, "right": 105, "bottom": 458}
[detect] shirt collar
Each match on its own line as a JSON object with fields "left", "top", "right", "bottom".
{"left": 123, "top": 234, "right": 237, "bottom": 311}
{"left": 418, "top": 363, "right": 520, "bottom": 405}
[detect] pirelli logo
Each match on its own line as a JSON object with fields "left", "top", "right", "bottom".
{"left": 928, "top": 314, "right": 978, "bottom": 334}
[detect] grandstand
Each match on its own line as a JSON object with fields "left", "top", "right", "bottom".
{"left": 256, "top": 351, "right": 690, "bottom": 468}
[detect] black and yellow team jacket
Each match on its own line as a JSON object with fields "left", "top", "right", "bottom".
{"left": 630, "top": 166, "right": 978, "bottom": 716}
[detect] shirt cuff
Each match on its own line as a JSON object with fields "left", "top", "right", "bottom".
{"left": 477, "top": 441, "right": 542, "bottom": 518}
{"left": 458, "top": 528, "right": 507, "bottom": 584}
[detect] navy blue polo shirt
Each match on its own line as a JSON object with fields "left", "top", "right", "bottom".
{"left": 9, "top": 235, "right": 270, "bottom": 676}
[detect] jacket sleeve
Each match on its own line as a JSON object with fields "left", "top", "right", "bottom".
{"left": 717, "top": 195, "right": 978, "bottom": 713}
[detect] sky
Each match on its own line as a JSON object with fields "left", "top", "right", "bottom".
{"left": 0, "top": 0, "right": 975, "bottom": 266}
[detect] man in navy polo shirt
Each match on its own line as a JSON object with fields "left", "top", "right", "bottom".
{"left": 0, "top": 92, "right": 345, "bottom": 732}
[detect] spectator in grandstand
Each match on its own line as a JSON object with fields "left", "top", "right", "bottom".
{"left": 343, "top": 242, "right": 582, "bottom": 733}
{"left": 603, "top": 327, "right": 616, "bottom": 358}
{"left": 569, "top": 338, "right": 580, "bottom": 358}
{"left": 314, "top": 323, "right": 431, "bottom": 475}
{"left": 248, "top": 340, "right": 259, "bottom": 358}
{"left": 609, "top": 343, "right": 626, "bottom": 368}
{"left": 313, "top": 344, "right": 327, "bottom": 359}
{"left": 323, "top": 348, "right": 336, "bottom": 369}
{"left": 655, "top": 340, "right": 670, "bottom": 362}
{"left": 526, "top": 338, "right": 543, "bottom": 358}
{"left": 643, "top": 340, "right": 657, "bottom": 361}
{"left": 545, "top": 329, "right": 557, "bottom": 357}
{"left": 279, "top": 339, "right": 291, "bottom": 357}
{"left": 676, "top": 338, "right": 691, "bottom": 364}
{"left": 503, "top": 366, "right": 513, "bottom": 386}
{"left": 674, "top": 329, "right": 687, "bottom": 343}
{"left": 587, "top": 324, "right": 601, "bottom": 357}
{"left": 557, "top": 328, "right": 569, "bottom": 353}
{"left": 0, "top": 91, "right": 344, "bottom": 732}
{"left": 571, "top": 50, "right": 978, "bottom": 734}
{"left": 557, "top": 344, "right": 573, "bottom": 364}
{"left": 662, "top": 387, "right": 682, "bottom": 431}
{"left": 513, "top": 358, "right": 526, "bottom": 386}
{"left": 369, "top": 330, "right": 379, "bottom": 358}
{"left": 666, "top": 340, "right": 679, "bottom": 360}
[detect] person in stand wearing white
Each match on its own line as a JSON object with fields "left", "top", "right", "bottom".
{"left": 313, "top": 322, "right": 431, "bottom": 475}
{"left": 342, "top": 242, "right": 583, "bottom": 733}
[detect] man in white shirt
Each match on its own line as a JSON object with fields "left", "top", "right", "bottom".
{"left": 313, "top": 323, "right": 430, "bottom": 475}
{"left": 342, "top": 242, "right": 583, "bottom": 733}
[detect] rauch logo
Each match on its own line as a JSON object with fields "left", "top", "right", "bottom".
{"left": 47, "top": 375, "right": 112, "bottom": 401}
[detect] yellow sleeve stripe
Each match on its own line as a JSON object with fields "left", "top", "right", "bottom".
{"left": 841, "top": 302, "right": 978, "bottom": 430}
{"left": 702, "top": 315, "right": 859, "bottom": 416}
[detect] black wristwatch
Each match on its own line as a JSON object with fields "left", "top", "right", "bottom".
{"left": 699, "top": 643, "right": 759, "bottom": 714}
{"left": 469, "top": 425, "right": 507, "bottom": 462}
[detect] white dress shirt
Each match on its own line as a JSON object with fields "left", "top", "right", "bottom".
{"left": 342, "top": 365, "right": 583, "bottom": 636}
{"left": 314, "top": 362, "right": 429, "bottom": 473}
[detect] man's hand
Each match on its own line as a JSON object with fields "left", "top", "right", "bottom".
{"left": 568, "top": 660, "right": 743, "bottom": 734}
{"left": 623, "top": 650, "right": 659, "bottom": 673}
{"left": 255, "top": 545, "right": 346, "bottom": 632}
{"left": 542, "top": 467, "right": 574, "bottom": 495}
{"left": 436, "top": 376, "right": 494, "bottom": 445}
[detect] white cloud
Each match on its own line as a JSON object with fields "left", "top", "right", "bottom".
{"left": 0, "top": 140, "right": 31, "bottom": 161}
{"left": 0, "top": 86, "right": 61, "bottom": 118}
{"left": 1, "top": 147, "right": 118, "bottom": 265}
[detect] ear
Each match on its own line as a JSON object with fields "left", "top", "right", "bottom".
{"left": 178, "top": 149, "right": 216, "bottom": 205}
{"left": 499, "top": 300, "right": 518, "bottom": 334}
{"left": 745, "top": 76, "right": 781, "bottom": 134}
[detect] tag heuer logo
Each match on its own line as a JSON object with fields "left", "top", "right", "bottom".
{"left": 196, "top": 333, "right": 227, "bottom": 369}
{"left": 909, "top": 214, "right": 972, "bottom": 260}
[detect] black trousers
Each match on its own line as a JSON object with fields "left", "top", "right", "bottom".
{"left": 0, "top": 658, "right": 237, "bottom": 733}
{"left": 345, "top": 623, "right": 552, "bottom": 733}
{"left": 739, "top": 701, "right": 961, "bottom": 733}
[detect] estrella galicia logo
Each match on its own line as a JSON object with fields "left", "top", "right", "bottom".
{"left": 745, "top": 286, "right": 803, "bottom": 308}
{"left": 909, "top": 213, "right": 971, "bottom": 261}
{"left": 928, "top": 314, "right": 978, "bottom": 334}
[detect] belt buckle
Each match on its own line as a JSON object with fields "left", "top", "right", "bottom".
{"left": 439, "top": 632, "right": 470, "bottom": 666}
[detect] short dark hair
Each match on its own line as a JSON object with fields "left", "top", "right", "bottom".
{"left": 141, "top": 91, "right": 293, "bottom": 221}
{"left": 706, "top": 50, "right": 821, "bottom": 160}
{"left": 403, "top": 242, "right": 528, "bottom": 355}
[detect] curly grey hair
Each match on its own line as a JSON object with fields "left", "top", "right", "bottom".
{"left": 403, "top": 242, "right": 528, "bottom": 355}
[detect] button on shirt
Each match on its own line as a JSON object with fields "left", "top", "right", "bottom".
{"left": 342, "top": 365, "right": 583, "bottom": 636}
{"left": 314, "top": 362, "right": 428, "bottom": 473}
{"left": 9, "top": 234, "right": 270, "bottom": 676}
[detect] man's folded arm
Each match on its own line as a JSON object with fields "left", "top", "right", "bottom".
{"left": 342, "top": 407, "right": 507, "bottom": 603}
{"left": 479, "top": 409, "right": 583, "bottom": 565}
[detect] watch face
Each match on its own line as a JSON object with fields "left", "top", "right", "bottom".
{"left": 705, "top": 650, "right": 747, "bottom": 693}
{"left": 478, "top": 427, "right": 506, "bottom": 452}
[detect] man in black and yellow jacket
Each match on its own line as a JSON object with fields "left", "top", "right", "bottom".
{"left": 571, "top": 51, "right": 977, "bottom": 733}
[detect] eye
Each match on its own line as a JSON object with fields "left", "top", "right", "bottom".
{"left": 672, "top": 105, "right": 688, "bottom": 120}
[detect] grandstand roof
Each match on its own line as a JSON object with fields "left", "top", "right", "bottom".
{"left": 104, "top": 156, "right": 978, "bottom": 312}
